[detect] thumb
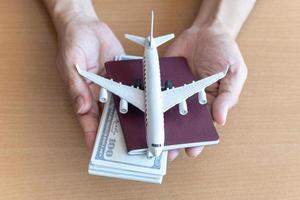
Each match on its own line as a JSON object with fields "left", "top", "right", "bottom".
{"left": 212, "top": 64, "right": 247, "bottom": 125}
{"left": 64, "top": 64, "right": 93, "bottom": 114}
{"left": 212, "top": 91, "right": 233, "bottom": 125}
{"left": 164, "top": 41, "right": 184, "bottom": 57}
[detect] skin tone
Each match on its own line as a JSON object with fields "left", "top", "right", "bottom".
{"left": 43, "top": 0, "right": 255, "bottom": 159}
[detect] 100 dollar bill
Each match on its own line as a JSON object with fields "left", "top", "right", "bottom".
{"left": 89, "top": 93, "right": 168, "bottom": 184}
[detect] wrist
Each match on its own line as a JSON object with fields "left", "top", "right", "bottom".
{"left": 190, "top": 0, "right": 256, "bottom": 39}
{"left": 55, "top": 12, "right": 99, "bottom": 37}
{"left": 190, "top": 18, "right": 234, "bottom": 38}
{"left": 44, "top": 0, "right": 99, "bottom": 35}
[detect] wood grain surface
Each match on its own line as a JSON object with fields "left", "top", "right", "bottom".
{"left": 1, "top": 0, "right": 300, "bottom": 199}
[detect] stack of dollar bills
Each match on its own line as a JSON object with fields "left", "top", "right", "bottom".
{"left": 88, "top": 94, "right": 168, "bottom": 184}
{"left": 88, "top": 55, "right": 168, "bottom": 184}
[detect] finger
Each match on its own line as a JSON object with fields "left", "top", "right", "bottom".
{"left": 168, "top": 149, "right": 181, "bottom": 161}
{"left": 77, "top": 99, "right": 100, "bottom": 153}
{"left": 164, "top": 49, "right": 180, "bottom": 57}
{"left": 185, "top": 146, "right": 204, "bottom": 158}
{"left": 62, "top": 62, "right": 93, "bottom": 114}
{"left": 212, "top": 92, "right": 230, "bottom": 125}
{"left": 212, "top": 63, "right": 247, "bottom": 125}
{"left": 164, "top": 42, "right": 184, "bottom": 57}
{"left": 204, "top": 92, "right": 217, "bottom": 116}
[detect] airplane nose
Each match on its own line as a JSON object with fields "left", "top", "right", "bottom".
{"left": 152, "top": 147, "right": 163, "bottom": 157}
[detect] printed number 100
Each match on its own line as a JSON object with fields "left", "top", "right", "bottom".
{"left": 106, "top": 138, "right": 116, "bottom": 157}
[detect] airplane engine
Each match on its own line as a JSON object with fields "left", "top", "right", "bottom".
{"left": 99, "top": 88, "right": 108, "bottom": 103}
{"left": 198, "top": 89, "right": 207, "bottom": 105}
{"left": 178, "top": 100, "right": 188, "bottom": 115}
{"left": 119, "top": 98, "right": 128, "bottom": 114}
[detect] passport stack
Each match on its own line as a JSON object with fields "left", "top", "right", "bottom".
{"left": 105, "top": 57, "right": 219, "bottom": 154}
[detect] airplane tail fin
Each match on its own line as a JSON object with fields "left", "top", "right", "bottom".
{"left": 125, "top": 11, "right": 174, "bottom": 47}
{"left": 150, "top": 10, "right": 154, "bottom": 45}
{"left": 124, "top": 11, "right": 153, "bottom": 47}
{"left": 150, "top": 11, "right": 174, "bottom": 47}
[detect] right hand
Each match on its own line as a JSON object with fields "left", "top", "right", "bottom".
{"left": 164, "top": 25, "right": 247, "bottom": 160}
{"left": 56, "top": 15, "right": 125, "bottom": 152}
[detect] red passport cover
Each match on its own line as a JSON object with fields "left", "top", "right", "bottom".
{"left": 105, "top": 57, "right": 219, "bottom": 154}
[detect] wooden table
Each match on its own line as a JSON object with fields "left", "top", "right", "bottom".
{"left": 1, "top": 0, "right": 300, "bottom": 199}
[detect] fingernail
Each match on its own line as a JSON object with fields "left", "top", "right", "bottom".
{"left": 221, "top": 120, "right": 226, "bottom": 126}
{"left": 190, "top": 150, "right": 202, "bottom": 158}
{"left": 168, "top": 157, "right": 175, "bottom": 162}
{"left": 185, "top": 147, "right": 204, "bottom": 158}
{"left": 168, "top": 155, "right": 177, "bottom": 162}
{"left": 76, "top": 96, "right": 84, "bottom": 113}
{"left": 221, "top": 105, "right": 228, "bottom": 126}
{"left": 168, "top": 150, "right": 180, "bottom": 161}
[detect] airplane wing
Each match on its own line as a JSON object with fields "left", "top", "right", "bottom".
{"left": 76, "top": 65, "right": 145, "bottom": 112}
{"left": 161, "top": 71, "right": 226, "bottom": 112}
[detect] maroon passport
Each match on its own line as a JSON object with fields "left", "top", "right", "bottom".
{"left": 105, "top": 57, "right": 219, "bottom": 154}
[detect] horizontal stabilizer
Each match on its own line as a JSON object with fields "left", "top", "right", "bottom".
{"left": 154, "top": 34, "right": 175, "bottom": 47}
{"left": 125, "top": 34, "right": 146, "bottom": 46}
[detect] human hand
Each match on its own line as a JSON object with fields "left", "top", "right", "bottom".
{"left": 164, "top": 23, "right": 247, "bottom": 160}
{"left": 56, "top": 15, "right": 125, "bottom": 152}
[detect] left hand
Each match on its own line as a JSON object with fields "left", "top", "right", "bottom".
{"left": 164, "top": 24, "right": 248, "bottom": 160}
{"left": 55, "top": 15, "right": 125, "bottom": 153}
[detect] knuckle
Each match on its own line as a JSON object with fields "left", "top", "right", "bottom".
{"left": 66, "top": 77, "right": 78, "bottom": 92}
{"left": 232, "top": 96, "right": 239, "bottom": 106}
{"left": 240, "top": 64, "right": 248, "bottom": 80}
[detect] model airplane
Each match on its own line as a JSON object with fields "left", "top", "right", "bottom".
{"left": 76, "top": 11, "right": 227, "bottom": 158}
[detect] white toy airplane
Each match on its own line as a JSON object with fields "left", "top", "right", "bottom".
{"left": 76, "top": 11, "right": 227, "bottom": 158}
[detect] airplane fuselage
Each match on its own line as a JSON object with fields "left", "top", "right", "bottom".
{"left": 143, "top": 39, "right": 164, "bottom": 157}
